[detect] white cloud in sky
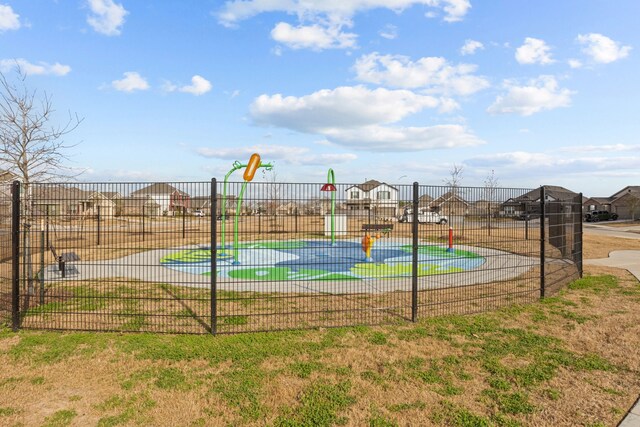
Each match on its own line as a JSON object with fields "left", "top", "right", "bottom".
{"left": 487, "top": 75, "right": 573, "bottom": 116}
{"left": 379, "top": 24, "right": 398, "bottom": 40}
{"left": 111, "top": 72, "right": 149, "bottom": 92}
{"left": 86, "top": 0, "right": 128, "bottom": 36}
{"left": 0, "top": 4, "right": 20, "bottom": 32}
{"left": 218, "top": 1, "right": 471, "bottom": 52}
{"left": 271, "top": 22, "right": 357, "bottom": 50}
{"left": 0, "top": 58, "right": 71, "bottom": 76}
{"left": 577, "top": 33, "right": 631, "bottom": 64}
{"left": 440, "top": 0, "right": 471, "bottom": 23}
{"left": 251, "top": 85, "right": 440, "bottom": 131}
{"left": 322, "top": 124, "right": 484, "bottom": 151}
{"left": 195, "top": 144, "right": 357, "bottom": 166}
{"left": 515, "top": 37, "right": 554, "bottom": 65}
{"left": 467, "top": 151, "right": 640, "bottom": 177}
{"left": 558, "top": 144, "right": 640, "bottom": 153}
{"left": 568, "top": 59, "right": 582, "bottom": 69}
{"left": 178, "top": 75, "right": 212, "bottom": 95}
{"left": 460, "top": 39, "right": 483, "bottom": 55}
{"left": 353, "top": 52, "right": 490, "bottom": 96}
{"left": 217, "top": 0, "right": 472, "bottom": 27}
{"left": 250, "top": 85, "right": 483, "bottom": 151}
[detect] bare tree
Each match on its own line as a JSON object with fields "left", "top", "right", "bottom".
{"left": 443, "top": 163, "right": 464, "bottom": 193}
{"left": 443, "top": 163, "right": 465, "bottom": 235}
{"left": 626, "top": 194, "right": 640, "bottom": 221}
{"left": 483, "top": 169, "right": 500, "bottom": 233}
{"left": 1, "top": 68, "right": 83, "bottom": 194}
{"left": 0, "top": 67, "right": 82, "bottom": 294}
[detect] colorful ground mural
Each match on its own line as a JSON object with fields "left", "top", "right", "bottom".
{"left": 160, "top": 240, "right": 485, "bottom": 281}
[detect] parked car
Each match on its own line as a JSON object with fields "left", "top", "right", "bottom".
{"left": 516, "top": 213, "right": 540, "bottom": 221}
{"left": 399, "top": 209, "right": 448, "bottom": 225}
{"left": 584, "top": 210, "right": 618, "bottom": 222}
{"left": 193, "top": 210, "right": 205, "bottom": 217}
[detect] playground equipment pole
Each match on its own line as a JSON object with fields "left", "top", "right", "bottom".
{"left": 320, "top": 168, "right": 337, "bottom": 245}
{"left": 232, "top": 154, "right": 264, "bottom": 264}
{"left": 221, "top": 160, "right": 273, "bottom": 254}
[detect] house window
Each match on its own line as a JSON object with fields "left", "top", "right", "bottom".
{"left": 350, "top": 191, "right": 359, "bottom": 199}
{"left": 377, "top": 191, "right": 391, "bottom": 200}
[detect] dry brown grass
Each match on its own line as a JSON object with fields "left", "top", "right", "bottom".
{"left": 1, "top": 218, "right": 638, "bottom": 426}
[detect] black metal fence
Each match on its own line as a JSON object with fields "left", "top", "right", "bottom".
{"left": 0, "top": 181, "right": 582, "bottom": 334}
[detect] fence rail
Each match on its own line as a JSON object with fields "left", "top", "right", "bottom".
{"left": 0, "top": 180, "right": 582, "bottom": 334}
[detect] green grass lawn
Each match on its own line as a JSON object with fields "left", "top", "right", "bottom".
{"left": 1, "top": 273, "right": 639, "bottom": 426}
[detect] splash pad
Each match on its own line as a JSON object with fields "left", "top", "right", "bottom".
{"left": 160, "top": 239, "right": 485, "bottom": 281}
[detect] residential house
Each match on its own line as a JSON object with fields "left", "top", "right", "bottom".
{"left": 190, "top": 194, "right": 238, "bottom": 217}
{"left": 429, "top": 191, "right": 469, "bottom": 216}
{"left": 583, "top": 197, "right": 613, "bottom": 213}
{"left": 31, "top": 185, "right": 89, "bottom": 217}
{"left": 80, "top": 191, "right": 122, "bottom": 217}
{"left": 120, "top": 196, "right": 162, "bottom": 217}
{"left": 418, "top": 194, "right": 433, "bottom": 210}
{"left": 0, "top": 170, "right": 18, "bottom": 218}
{"left": 500, "top": 185, "right": 581, "bottom": 217}
{"left": 276, "top": 201, "right": 300, "bottom": 216}
{"left": 129, "top": 183, "right": 191, "bottom": 215}
{"left": 467, "top": 199, "right": 501, "bottom": 217}
{"left": 609, "top": 186, "right": 640, "bottom": 220}
{"left": 583, "top": 186, "right": 640, "bottom": 220}
{"left": 345, "top": 180, "right": 399, "bottom": 217}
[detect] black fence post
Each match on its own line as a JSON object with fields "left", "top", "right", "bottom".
{"left": 39, "top": 230, "right": 45, "bottom": 305}
{"left": 182, "top": 206, "right": 186, "bottom": 239}
{"left": 211, "top": 178, "right": 218, "bottom": 335}
{"left": 411, "top": 182, "right": 419, "bottom": 322}
{"left": 577, "top": 193, "right": 583, "bottom": 278}
{"left": 97, "top": 204, "right": 101, "bottom": 246}
{"left": 540, "top": 186, "right": 546, "bottom": 299}
{"left": 11, "top": 181, "right": 20, "bottom": 331}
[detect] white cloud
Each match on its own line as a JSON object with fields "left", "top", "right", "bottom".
{"left": 217, "top": 1, "right": 472, "bottom": 28}
{"left": 87, "top": 0, "right": 128, "bottom": 36}
{"left": 179, "top": 75, "right": 212, "bottom": 95}
{"left": 250, "top": 85, "right": 483, "bottom": 151}
{"left": 487, "top": 75, "right": 573, "bottom": 116}
{"left": 460, "top": 39, "right": 483, "bottom": 55}
{"left": 467, "top": 151, "right": 640, "bottom": 176}
{"left": 195, "top": 144, "right": 357, "bottom": 165}
{"left": 271, "top": 22, "right": 357, "bottom": 50}
{"left": 515, "top": 37, "right": 554, "bottom": 65}
{"left": 0, "top": 58, "right": 71, "bottom": 76}
{"left": 379, "top": 24, "right": 397, "bottom": 40}
{"left": 111, "top": 72, "right": 149, "bottom": 92}
{"left": 568, "top": 59, "right": 582, "bottom": 69}
{"left": 251, "top": 85, "right": 440, "bottom": 131}
{"left": 440, "top": 0, "right": 471, "bottom": 23}
{"left": 0, "top": 4, "right": 20, "bottom": 32}
{"left": 577, "top": 33, "right": 631, "bottom": 64}
{"left": 353, "top": 52, "right": 489, "bottom": 96}
{"left": 558, "top": 144, "right": 640, "bottom": 153}
{"left": 322, "top": 124, "right": 484, "bottom": 151}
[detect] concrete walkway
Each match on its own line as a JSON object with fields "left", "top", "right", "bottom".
{"left": 583, "top": 226, "right": 640, "bottom": 426}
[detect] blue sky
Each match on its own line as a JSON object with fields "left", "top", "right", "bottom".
{"left": 1, "top": 0, "right": 638, "bottom": 196}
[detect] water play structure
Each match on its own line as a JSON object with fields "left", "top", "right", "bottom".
{"left": 160, "top": 239, "right": 485, "bottom": 281}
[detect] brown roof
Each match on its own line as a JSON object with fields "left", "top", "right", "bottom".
{"left": 32, "top": 185, "right": 89, "bottom": 201}
{"left": 0, "top": 170, "right": 19, "bottom": 182}
{"left": 515, "top": 185, "right": 579, "bottom": 202}
{"left": 130, "top": 183, "right": 189, "bottom": 197}
{"left": 347, "top": 179, "right": 398, "bottom": 192}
